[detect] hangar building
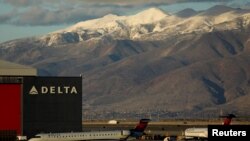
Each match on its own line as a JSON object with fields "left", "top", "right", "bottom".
{"left": 0, "top": 60, "right": 82, "bottom": 140}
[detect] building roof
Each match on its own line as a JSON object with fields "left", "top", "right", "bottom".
{"left": 0, "top": 60, "right": 37, "bottom": 76}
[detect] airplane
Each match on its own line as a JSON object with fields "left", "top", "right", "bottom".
{"left": 183, "top": 114, "right": 236, "bottom": 140}
{"left": 28, "top": 119, "right": 151, "bottom": 141}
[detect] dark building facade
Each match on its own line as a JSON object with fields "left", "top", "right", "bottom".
{"left": 0, "top": 76, "right": 82, "bottom": 139}
{"left": 22, "top": 77, "right": 82, "bottom": 138}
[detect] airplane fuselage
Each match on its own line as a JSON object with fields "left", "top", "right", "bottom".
{"left": 29, "top": 130, "right": 131, "bottom": 141}
{"left": 184, "top": 128, "right": 208, "bottom": 139}
{"left": 28, "top": 119, "right": 151, "bottom": 141}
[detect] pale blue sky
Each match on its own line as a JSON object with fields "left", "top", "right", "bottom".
{"left": 0, "top": 0, "right": 249, "bottom": 43}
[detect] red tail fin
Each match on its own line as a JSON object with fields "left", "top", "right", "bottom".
{"left": 133, "top": 119, "right": 151, "bottom": 132}
{"left": 220, "top": 114, "right": 236, "bottom": 125}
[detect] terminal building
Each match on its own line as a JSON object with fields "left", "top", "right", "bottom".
{"left": 0, "top": 60, "right": 82, "bottom": 140}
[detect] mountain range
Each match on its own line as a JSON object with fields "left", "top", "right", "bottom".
{"left": 1, "top": 5, "right": 250, "bottom": 119}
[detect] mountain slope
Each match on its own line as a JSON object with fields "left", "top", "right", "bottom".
{"left": 79, "top": 29, "right": 250, "bottom": 117}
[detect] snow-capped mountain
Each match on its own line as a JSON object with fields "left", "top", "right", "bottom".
{"left": 1, "top": 6, "right": 250, "bottom": 118}
{"left": 41, "top": 8, "right": 170, "bottom": 46}
{"left": 40, "top": 7, "right": 250, "bottom": 46}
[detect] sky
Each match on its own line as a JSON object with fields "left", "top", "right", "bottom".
{"left": 0, "top": 0, "right": 250, "bottom": 43}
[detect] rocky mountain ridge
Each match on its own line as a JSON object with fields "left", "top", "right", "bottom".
{"left": 37, "top": 6, "right": 250, "bottom": 46}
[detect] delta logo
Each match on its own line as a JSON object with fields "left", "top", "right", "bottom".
{"left": 28, "top": 85, "right": 78, "bottom": 95}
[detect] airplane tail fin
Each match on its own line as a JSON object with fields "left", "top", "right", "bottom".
{"left": 219, "top": 114, "right": 236, "bottom": 125}
{"left": 129, "top": 119, "right": 151, "bottom": 138}
{"left": 133, "top": 119, "right": 151, "bottom": 132}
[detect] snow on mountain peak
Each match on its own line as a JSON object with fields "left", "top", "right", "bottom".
{"left": 126, "top": 7, "right": 169, "bottom": 26}
{"left": 64, "top": 13, "right": 121, "bottom": 32}
{"left": 137, "top": 7, "right": 169, "bottom": 16}
{"left": 62, "top": 7, "right": 168, "bottom": 32}
{"left": 41, "top": 6, "right": 250, "bottom": 46}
